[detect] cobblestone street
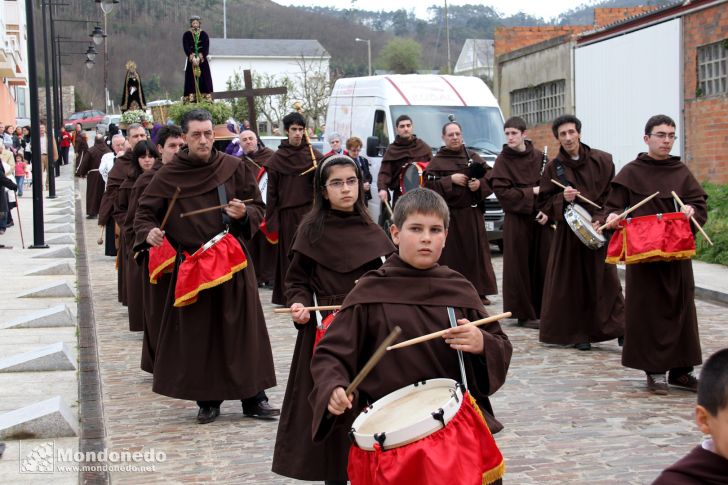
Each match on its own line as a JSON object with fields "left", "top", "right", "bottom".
{"left": 78, "top": 181, "right": 728, "bottom": 484}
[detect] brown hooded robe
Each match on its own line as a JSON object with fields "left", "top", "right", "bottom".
{"left": 377, "top": 135, "right": 432, "bottom": 204}
{"left": 242, "top": 148, "right": 276, "bottom": 285}
{"left": 77, "top": 141, "right": 110, "bottom": 217}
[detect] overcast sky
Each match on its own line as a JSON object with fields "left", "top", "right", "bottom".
{"left": 271, "top": 0, "right": 597, "bottom": 22}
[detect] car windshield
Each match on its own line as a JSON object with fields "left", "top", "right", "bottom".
{"left": 389, "top": 105, "right": 505, "bottom": 155}
{"left": 68, "top": 113, "right": 83, "bottom": 120}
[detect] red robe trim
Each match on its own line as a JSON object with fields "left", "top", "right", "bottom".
{"left": 347, "top": 392, "right": 505, "bottom": 485}
{"left": 148, "top": 236, "right": 176, "bottom": 284}
{"left": 259, "top": 218, "right": 279, "bottom": 244}
{"left": 606, "top": 212, "right": 695, "bottom": 265}
{"left": 174, "top": 232, "right": 248, "bottom": 307}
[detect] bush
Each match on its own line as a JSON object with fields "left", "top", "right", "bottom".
{"left": 695, "top": 182, "right": 728, "bottom": 265}
{"left": 168, "top": 101, "right": 232, "bottom": 126}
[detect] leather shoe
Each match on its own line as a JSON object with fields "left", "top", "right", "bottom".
{"left": 481, "top": 297, "right": 492, "bottom": 306}
{"left": 574, "top": 342, "right": 591, "bottom": 351}
{"left": 618, "top": 336, "right": 624, "bottom": 347}
{"left": 196, "top": 406, "right": 220, "bottom": 424}
{"left": 243, "top": 400, "right": 280, "bottom": 419}
{"left": 647, "top": 373, "right": 668, "bottom": 395}
{"left": 517, "top": 318, "right": 540, "bottom": 329}
{"left": 668, "top": 371, "right": 698, "bottom": 392}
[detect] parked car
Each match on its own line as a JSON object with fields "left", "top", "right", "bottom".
{"left": 64, "top": 110, "right": 105, "bottom": 130}
{"left": 96, "top": 114, "right": 121, "bottom": 136}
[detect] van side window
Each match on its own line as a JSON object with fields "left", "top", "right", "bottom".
{"left": 372, "top": 110, "right": 389, "bottom": 153}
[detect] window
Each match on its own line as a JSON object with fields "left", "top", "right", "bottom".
{"left": 370, "top": 109, "right": 389, "bottom": 156}
{"left": 697, "top": 40, "right": 727, "bottom": 97}
{"left": 15, "top": 87, "right": 27, "bottom": 119}
{"left": 510, "top": 80, "right": 566, "bottom": 126}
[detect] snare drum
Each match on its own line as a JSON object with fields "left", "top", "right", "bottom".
{"left": 174, "top": 230, "right": 248, "bottom": 307}
{"left": 605, "top": 212, "right": 695, "bottom": 265}
{"left": 399, "top": 161, "right": 429, "bottom": 194}
{"left": 257, "top": 168, "right": 268, "bottom": 205}
{"left": 348, "top": 379, "right": 505, "bottom": 485}
{"left": 564, "top": 203, "right": 605, "bottom": 249}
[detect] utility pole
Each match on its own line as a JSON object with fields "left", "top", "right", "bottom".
{"left": 445, "top": 0, "right": 451, "bottom": 74}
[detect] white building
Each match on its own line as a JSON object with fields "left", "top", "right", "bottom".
{"left": 207, "top": 38, "right": 330, "bottom": 131}
{"left": 0, "top": 0, "right": 29, "bottom": 124}
{"left": 454, "top": 39, "right": 494, "bottom": 79}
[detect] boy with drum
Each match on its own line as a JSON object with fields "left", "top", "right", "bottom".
{"left": 537, "top": 115, "right": 625, "bottom": 351}
{"left": 310, "top": 188, "right": 512, "bottom": 484}
{"left": 601, "top": 114, "right": 707, "bottom": 395}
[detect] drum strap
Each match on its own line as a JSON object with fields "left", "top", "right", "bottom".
{"left": 446, "top": 307, "right": 469, "bottom": 392}
{"left": 216, "top": 184, "right": 231, "bottom": 226}
{"left": 554, "top": 161, "right": 569, "bottom": 187}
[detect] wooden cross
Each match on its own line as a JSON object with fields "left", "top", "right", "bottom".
{"left": 211, "top": 69, "right": 287, "bottom": 134}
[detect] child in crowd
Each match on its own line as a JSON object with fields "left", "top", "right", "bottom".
{"left": 272, "top": 154, "right": 395, "bottom": 484}
{"left": 652, "top": 348, "right": 728, "bottom": 484}
{"left": 309, "top": 188, "right": 512, "bottom": 484}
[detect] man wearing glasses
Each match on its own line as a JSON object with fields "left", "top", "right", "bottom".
{"left": 133, "top": 109, "right": 280, "bottom": 424}
{"left": 601, "top": 114, "right": 708, "bottom": 396}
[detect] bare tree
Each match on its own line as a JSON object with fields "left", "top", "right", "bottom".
{"left": 293, "top": 53, "right": 332, "bottom": 131}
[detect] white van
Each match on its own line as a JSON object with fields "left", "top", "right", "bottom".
{"left": 323, "top": 74, "right": 505, "bottom": 246}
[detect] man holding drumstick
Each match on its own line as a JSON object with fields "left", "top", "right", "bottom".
{"left": 537, "top": 115, "right": 625, "bottom": 351}
{"left": 601, "top": 114, "right": 707, "bottom": 395}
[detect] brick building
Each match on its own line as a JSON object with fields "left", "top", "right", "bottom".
{"left": 495, "top": 2, "right": 728, "bottom": 182}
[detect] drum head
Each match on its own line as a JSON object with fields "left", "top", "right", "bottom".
{"left": 258, "top": 172, "right": 268, "bottom": 204}
{"left": 357, "top": 386, "right": 452, "bottom": 435}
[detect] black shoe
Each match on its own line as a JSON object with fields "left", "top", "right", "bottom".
{"left": 517, "top": 318, "right": 540, "bottom": 329}
{"left": 647, "top": 373, "right": 668, "bottom": 395}
{"left": 618, "top": 336, "right": 624, "bottom": 347}
{"left": 86, "top": 214, "right": 97, "bottom": 219}
{"left": 243, "top": 400, "right": 280, "bottom": 419}
{"left": 196, "top": 406, "right": 220, "bottom": 424}
{"left": 668, "top": 371, "right": 699, "bottom": 392}
{"left": 6, "top": 221, "right": 13, "bottom": 227}
{"left": 574, "top": 342, "right": 591, "bottom": 351}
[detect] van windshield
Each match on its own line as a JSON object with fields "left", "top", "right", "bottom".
{"left": 390, "top": 106, "right": 505, "bottom": 155}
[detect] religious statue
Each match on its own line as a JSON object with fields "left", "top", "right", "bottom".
{"left": 120, "top": 60, "right": 147, "bottom": 113}
{"left": 183, "top": 15, "right": 214, "bottom": 103}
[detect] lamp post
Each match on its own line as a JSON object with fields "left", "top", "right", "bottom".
{"left": 95, "top": 0, "right": 119, "bottom": 112}
{"left": 355, "top": 38, "right": 371, "bottom": 76}
{"left": 41, "top": 0, "right": 57, "bottom": 198}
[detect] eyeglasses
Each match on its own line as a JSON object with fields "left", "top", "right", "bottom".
{"left": 649, "top": 132, "right": 677, "bottom": 140}
{"left": 326, "top": 177, "right": 358, "bottom": 189}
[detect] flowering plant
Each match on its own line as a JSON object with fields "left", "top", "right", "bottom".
{"left": 120, "top": 109, "right": 152, "bottom": 125}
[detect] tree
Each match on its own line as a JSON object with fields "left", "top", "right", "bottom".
{"left": 377, "top": 38, "right": 422, "bottom": 74}
{"left": 293, "top": 54, "right": 331, "bottom": 131}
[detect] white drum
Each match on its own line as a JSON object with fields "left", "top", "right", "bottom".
{"left": 257, "top": 171, "right": 268, "bottom": 205}
{"left": 351, "top": 378, "right": 463, "bottom": 451}
{"left": 564, "top": 203, "right": 605, "bottom": 249}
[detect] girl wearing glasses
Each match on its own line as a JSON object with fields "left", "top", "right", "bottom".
{"left": 272, "top": 154, "right": 395, "bottom": 484}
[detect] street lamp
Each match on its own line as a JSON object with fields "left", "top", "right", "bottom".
{"left": 85, "top": 45, "right": 98, "bottom": 61}
{"left": 95, "top": 0, "right": 119, "bottom": 112}
{"left": 85, "top": 59, "right": 95, "bottom": 69}
{"left": 89, "top": 25, "right": 106, "bottom": 45}
{"left": 355, "top": 38, "right": 371, "bottom": 77}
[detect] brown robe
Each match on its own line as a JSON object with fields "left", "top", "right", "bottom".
{"left": 272, "top": 210, "right": 396, "bottom": 481}
{"left": 77, "top": 141, "right": 110, "bottom": 217}
{"left": 73, "top": 136, "right": 89, "bottom": 174}
{"left": 651, "top": 444, "right": 728, "bottom": 484}
{"left": 242, "top": 148, "right": 276, "bottom": 285}
{"left": 118, "top": 170, "right": 143, "bottom": 331}
{"left": 133, "top": 148, "right": 276, "bottom": 400}
{"left": 377, "top": 135, "right": 432, "bottom": 204}
{"left": 425, "top": 147, "right": 497, "bottom": 297}
{"left": 100, "top": 151, "right": 132, "bottom": 305}
{"left": 310, "top": 254, "right": 512, "bottom": 445}
{"left": 124, "top": 163, "right": 168, "bottom": 373}
{"left": 603, "top": 154, "right": 707, "bottom": 373}
{"left": 490, "top": 141, "right": 552, "bottom": 320}
{"left": 537, "top": 143, "right": 625, "bottom": 345}
{"left": 265, "top": 140, "right": 324, "bottom": 305}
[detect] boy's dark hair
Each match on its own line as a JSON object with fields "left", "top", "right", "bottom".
{"left": 551, "top": 115, "right": 582, "bottom": 138}
{"left": 698, "top": 348, "right": 728, "bottom": 416}
{"left": 395, "top": 115, "right": 412, "bottom": 128}
{"left": 283, "top": 112, "right": 306, "bottom": 131}
{"left": 346, "top": 136, "right": 362, "bottom": 150}
{"left": 644, "top": 114, "right": 676, "bottom": 136}
{"left": 156, "top": 125, "right": 183, "bottom": 148}
{"left": 181, "top": 109, "right": 212, "bottom": 133}
{"left": 393, "top": 188, "right": 450, "bottom": 230}
{"left": 504, "top": 116, "right": 527, "bottom": 133}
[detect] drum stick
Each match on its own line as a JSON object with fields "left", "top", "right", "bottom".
{"left": 179, "top": 199, "right": 254, "bottom": 218}
{"left": 346, "top": 326, "right": 402, "bottom": 396}
{"left": 160, "top": 187, "right": 181, "bottom": 230}
{"left": 597, "top": 191, "right": 660, "bottom": 232}
{"left": 384, "top": 200, "right": 394, "bottom": 219}
{"left": 386, "top": 312, "right": 511, "bottom": 351}
{"left": 294, "top": 101, "right": 318, "bottom": 176}
{"left": 671, "top": 191, "right": 713, "bottom": 246}
{"left": 550, "top": 179, "right": 601, "bottom": 209}
{"left": 273, "top": 305, "right": 342, "bottom": 314}
{"left": 97, "top": 226, "right": 104, "bottom": 245}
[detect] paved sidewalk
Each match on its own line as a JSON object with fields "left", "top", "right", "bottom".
{"left": 73, "top": 174, "right": 728, "bottom": 484}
